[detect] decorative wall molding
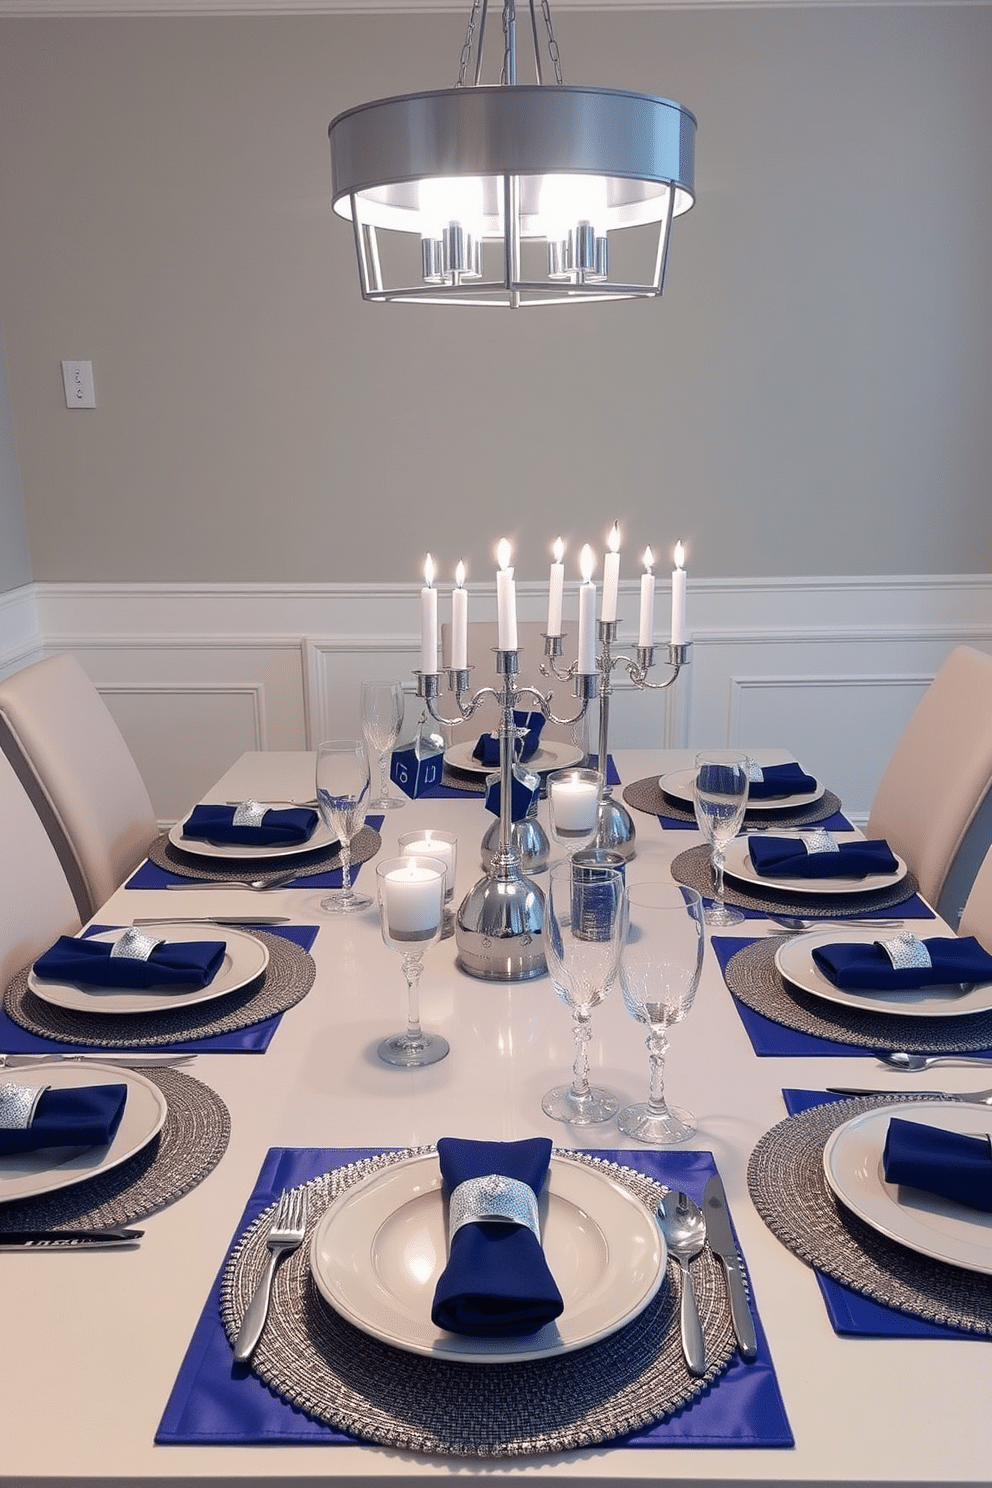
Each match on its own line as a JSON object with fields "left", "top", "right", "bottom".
{"left": 4, "top": 0, "right": 978, "bottom": 16}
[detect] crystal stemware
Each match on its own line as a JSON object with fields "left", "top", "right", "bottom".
{"left": 617, "top": 882, "right": 705, "bottom": 1144}
{"left": 542, "top": 858, "right": 627, "bottom": 1125}
{"left": 361, "top": 680, "right": 406, "bottom": 811}
{"left": 546, "top": 767, "right": 603, "bottom": 859}
{"left": 376, "top": 854, "right": 449, "bottom": 1067}
{"left": 692, "top": 750, "right": 749, "bottom": 926}
{"left": 315, "top": 738, "right": 372, "bottom": 913}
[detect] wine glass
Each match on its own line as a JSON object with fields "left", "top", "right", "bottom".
{"left": 692, "top": 750, "right": 749, "bottom": 926}
{"left": 375, "top": 854, "right": 449, "bottom": 1067}
{"left": 361, "top": 680, "right": 406, "bottom": 811}
{"left": 617, "top": 882, "right": 705, "bottom": 1144}
{"left": 546, "top": 767, "right": 603, "bottom": 859}
{"left": 542, "top": 858, "right": 627, "bottom": 1125}
{"left": 315, "top": 738, "right": 372, "bottom": 913}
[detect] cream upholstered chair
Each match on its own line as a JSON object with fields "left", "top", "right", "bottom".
{"left": 0, "top": 747, "right": 79, "bottom": 991}
{"left": 866, "top": 646, "right": 992, "bottom": 911}
{"left": 0, "top": 654, "right": 157, "bottom": 920}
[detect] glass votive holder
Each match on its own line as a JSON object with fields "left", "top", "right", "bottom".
{"left": 547, "top": 767, "right": 603, "bottom": 856}
{"left": 397, "top": 828, "right": 458, "bottom": 938}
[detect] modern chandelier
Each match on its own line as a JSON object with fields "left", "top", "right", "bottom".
{"left": 327, "top": 0, "right": 696, "bottom": 308}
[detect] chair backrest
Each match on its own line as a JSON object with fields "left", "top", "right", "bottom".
{"left": 0, "top": 747, "right": 79, "bottom": 990}
{"left": 958, "top": 843, "right": 992, "bottom": 950}
{"left": 439, "top": 619, "right": 589, "bottom": 750}
{"left": 0, "top": 654, "right": 157, "bottom": 919}
{"left": 866, "top": 646, "right": 992, "bottom": 908}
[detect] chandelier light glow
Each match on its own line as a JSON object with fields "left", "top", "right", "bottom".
{"left": 328, "top": 0, "right": 696, "bottom": 308}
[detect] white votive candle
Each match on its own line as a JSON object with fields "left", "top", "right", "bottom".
{"left": 550, "top": 775, "right": 600, "bottom": 833}
{"left": 420, "top": 554, "right": 438, "bottom": 675}
{"left": 496, "top": 537, "right": 518, "bottom": 651}
{"left": 451, "top": 561, "right": 468, "bottom": 670}
{"left": 638, "top": 546, "right": 655, "bottom": 647}
{"left": 400, "top": 834, "right": 456, "bottom": 898}
{"left": 547, "top": 536, "right": 565, "bottom": 637}
{"left": 383, "top": 862, "right": 443, "bottom": 937}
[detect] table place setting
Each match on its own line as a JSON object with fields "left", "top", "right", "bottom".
{"left": 624, "top": 758, "right": 847, "bottom": 833}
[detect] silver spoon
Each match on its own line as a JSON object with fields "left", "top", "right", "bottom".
{"left": 878, "top": 1051, "right": 992, "bottom": 1073}
{"left": 657, "top": 1191, "right": 707, "bottom": 1377}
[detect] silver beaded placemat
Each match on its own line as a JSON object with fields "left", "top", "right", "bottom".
{"left": 441, "top": 765, "right": 487, "bottom": 794}
{"left": 219, "top": 1147, "right": 737, "bottom": 1457}
{"left": 4, "top": 930, "right": 315, "bottom": 1048}
{"left": 0, "top": 1068, "right": 229, "bottom": 1231}
{"left": 623, "top": 776, "right": 843, "bottom": 828}
{"left": 748, "top": 1095, "right": 992, "bottom": 1334}
{"left": 146, "top": 824, "right": 381, "bottom": 882}
{"left": 671, "top": 844, "right": 920, "bottom": 918}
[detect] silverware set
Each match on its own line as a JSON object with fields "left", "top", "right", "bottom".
{"left": 233, "top": 1185, "right": 310, "bottom": 1364}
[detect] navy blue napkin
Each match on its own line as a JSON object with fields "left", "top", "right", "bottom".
{"left": 182, "top": 804, "right": 319, "bottom": 848}
{"left": 472, "top": 711, "right": 547, "bottom": 766}
{"left": 811, "top": 935, "right": 992, "bottom": 991}
{"left": 883, "top": 1116, "right": 992, "bottom": 1212}
{"left": 33, "top": 935, "right": 226, "bottom": 990}
{"left": 746, "top": 763, "right": 818, "bottom": 800}
{"left": 431, "top": 1136, "right": 565, "bottom": 1337}
{"left": 749, "top": 836, "right": 899, "bottom": 880}
{"left": 0, "top": 1082, "right": 127, "bottom": 1154}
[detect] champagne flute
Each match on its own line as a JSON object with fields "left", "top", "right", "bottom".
{"left": 376, "top": 854, "right": 449, "bottom": 1067}
{"left": 361, "top": 681, "right": 406, "bottom": 811}
{"left": 546, "top": 767, "right": 603, "bottom": 859}
{"left": 617, "top": 883, "right": 705, "bottom": 1144}
{"left": 315, "top": 738, "right": 372, "bottom": 913}
{"left": 542, "top": 859, "right": 627, "bottom": 1125}
{"left": 693, "top": 750, "right": 749, "bottom": 926}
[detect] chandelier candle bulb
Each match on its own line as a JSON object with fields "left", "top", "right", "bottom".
{"left": 550, "top": 773, "right": 600, "bottom": 834}
{"left": 451, "top": 562, "right": 468, "bottom": 671}
{"left": 600, "top": 523, "right": 621, "bottom": 623}
{"left": 496, "top": 539, "right": 518, "bottom": 651}
{"left": 638, "top": 548, "right": 656, "bottom": 647}
{"left": 382, "top": 860, "right": 445, "bottom": 941}
{"left": 577, "top": 545, "right": 598, "bottom": 675}
{"left": 547, "top": 537, "right": 565, "bottom": 638}
{"left": 670, "top": 542, "right": 688, "bottom": 647}
{"left": 421, "top": 555, "right": 439, "bottom": 675}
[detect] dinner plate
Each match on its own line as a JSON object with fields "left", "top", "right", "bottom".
{"left": 168, "top": 806, "right": 337, "bottom": 861}
{"left": 723, "top": 833, "right": 908, "bottom": 897}
{"left": 444, "top": 739, "right": 584, "bottom": 778}
{"left": 823, "top": 1101, "right": 992, "bottom": 1275}
{"left": 658, "top": 766, "right": 823, "bottom": 813}
{"left": 775, "top": 929, "right": 992, "bottom": 1019}
{"left": 0, "top": 1061, "right": 168, "bottom": 1203}
{"left": 310, "top": 1151, "right": 667, "bottom": 1363}
{"left": 28, "top": 923, "right": 270, "bottom": 1016}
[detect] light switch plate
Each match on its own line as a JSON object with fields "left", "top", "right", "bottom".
{"left": 61, "top": 360, "right": 96, "bottom": 408}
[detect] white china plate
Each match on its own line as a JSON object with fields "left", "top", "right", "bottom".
{"left": 28, "top": 923, "right": 269, "bottom": 1016}
{"left": 823, "top": 1101, "right": 992, "bottom": 1275}
{"left": 775, "top": 929, "right": 992, "bottom": 1019}
{"left": 0, "top": 1061, "right": 168, "bottom": 1203}
{"left": 169, "top": 805, "right": 336, "bottom": 861}
{"left": 723, "top": 834, "right": 908, "bottom": 897}
{"left": 444, "top": 739, "right": 584, "bottom": 778}
{"left": 310, "top": 1151, "right": 666, "bottom": 1364}
{"left": 658, "top": 766, "right": 823, "bottom": 813}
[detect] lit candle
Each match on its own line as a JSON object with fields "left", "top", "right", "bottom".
{"left": 600, "top": 521, "right": 621, "bottom": 623}
{"left": 577, "top": 544, "right": 597, "bottom": 675}
{"left": 550, "top": 773, "right": 600, "bottom": 835}
{"left": 670, "top": 540, "right": 688, "bottom": 646}
{"left": 638, "top": 546, "right": 656, "bottom": 647}
{"left": 496, "top": 538, "right": 518, "bottom": 651}
{"left": 383, "top": 859, "right": 444, "bottom": 940}
{"left": 420, "top": 554, "right": 438, "bottom": 675}
{"left": 451, "top": 561, "right": 468, "bottom": 670}
{"left": 400, "top": 832, "right": 456, "bottom": 900}
{"left": 547, "top": 536, "right": 565, "bottom": 637}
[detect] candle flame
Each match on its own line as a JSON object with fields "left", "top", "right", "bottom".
{"left": 674, "top": 540, "right": 685, "bottom": 570}
{"left": 497, "top": 538, "right": 512, "bottom": 572}
{"left": 552, "top": 536, "right": 565, "bottom": 563}
{"left": 455, "top": 560, "right": 466, "bottom": 587}
{"left": 424, "top": 553, "right": 435, "bottom": 587}
{"left": 643, "top": 546, "right": 654, "bottom": 572}
{"left": 580, "top": 543, "right": 596, "bottom": 582}
{"left": 607, "top": 521, "right": 621, "bottom": 554}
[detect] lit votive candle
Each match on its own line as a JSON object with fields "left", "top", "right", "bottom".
{"left": 399, "top": 831, "right": 457, "bottom": 901}
{"left": 382, "top": 859, "right": 445, "bottom": 942}
{"left": 549, "top": 771, "right": 601, "bottom": 839}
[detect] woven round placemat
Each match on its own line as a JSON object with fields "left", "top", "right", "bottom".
{"left": 4, "top": 930, "right": 315, "bottom": 1048}
{"left": 219, "top": 1147, "right": 737, "bottom": 1457}
{"left": 441, "top": 766, "right": 487, "bottom": 794}
{"left": 624, "top": 776, "right": 843, "bottom": 828}
{"left": 0, "top": 1067, "right": 229, "bottom": 1231}
{"left": 146, "top": 824, "right": 381, "bottom": 882}
{"left": 748, "top": 1095, "right": 992, "bottom": 1334}
{"left": 671, "top": 844, "right": 920, "bottom": 918}
{"left": 723, "top": 937, "right": 992, "bottom": 1052}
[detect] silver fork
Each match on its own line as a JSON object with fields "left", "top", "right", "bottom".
{"left": 233, "top": 1186, "right": 309, "bottom": 1364}
{"left": 166, "top": 868, "right": 301, "bottom": 893}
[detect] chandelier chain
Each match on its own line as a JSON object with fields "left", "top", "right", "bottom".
{"left": 501, "top": 0, "right": 516, "bottom": 86}
{"left": 539, "top": 0, "right": 564, "bottom": 85}
{"left": 456, "top": 0, "right": 484, "bottom": 87}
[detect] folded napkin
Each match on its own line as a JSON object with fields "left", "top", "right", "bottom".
{"left": 0, "top": 1081, "right": 127, "bottom": 1155}
{"left": 811, "top": 934, "right": 992, "bottom": 991}
{"left": 883, "top": 1116, "right": 992, "bottom": 1212}
{"left": 431, "top": 1135, "right": 565, "bottom": 1338}
{"left": 33, "top": 934, "right": 226, "bottom": 990}
{"left": 749, "top": 835, "right": 899, "bottom": 880}
{"left": 472, "top": 711, "right": 547, "bottom": 767}
{"left": 182, "top": 803, "right": 319, "bottom": 848}
{"left": 746, "top": 762, "right": 818, "bottom": 801}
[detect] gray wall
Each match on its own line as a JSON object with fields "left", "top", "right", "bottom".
{"left": 0, "top": 7, "right": 988, "bottom": 586}
{"left": 0, "top": 333, "right": 32, "bottom": 595}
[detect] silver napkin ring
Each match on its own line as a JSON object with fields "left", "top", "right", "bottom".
{"left": 800, "top": 829, "right": 839, "bottom": 855}
{"left": 233, "top": 798, "right": 268, "bottom": 828}
{"left": 448, "top": 1174, "right": 541, "bottom": 1241}
{"left": 877, "top": 932, "right": 932, "bottom": 971}
{"left": 0, "top": 1082, "right": 47, "bottom": 1130}
{"left": 745, "top": 757, "right": 764, "bottom": 782}
{"left": 110, "top": 927, "right": 162, "bottom": 961}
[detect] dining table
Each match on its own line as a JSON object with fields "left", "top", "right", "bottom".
{"left": 2, "top": 746, "right": 990, "bottom": 1488}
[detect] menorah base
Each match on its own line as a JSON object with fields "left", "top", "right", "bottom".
{"left": 594, "top": 793, "right": 637, "bottom": 860}
{"left": 455, "top": 870, "right": 547, "bottom": 981}
{"left": 480, "top": 814, "right": 551, "bottom": 877}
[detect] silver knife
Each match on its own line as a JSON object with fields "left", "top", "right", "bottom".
{"left": 703, "top": 1172, "right": 758, "bottom": 1362}
{"left": 0, "top": 1227, "right": 143, "bottom": 1249}
{"left": 132, "top": 916, "right": 290, "bottom": 927}
{"left": 826, "top": 1086, "right": 976, "bottom": 1099}
{"left": 0, "top": 1052, "right": 196, "bottom": 1069}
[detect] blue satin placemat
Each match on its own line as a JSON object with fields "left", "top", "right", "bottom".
{"left": 0, "top": 924, "right": 318, "bottom": 1055}
{"left": 661, "top": 809, "right": 852, "bottom": 832}
{"left": 157, "top": 1144, "right": 793, "bottom": 1450}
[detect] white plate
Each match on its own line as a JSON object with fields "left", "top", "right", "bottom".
{"left": 823, "top": 1101, "right": 992, "bottom": 1274}
{"left": 28, "top": 923, "right": 269, "bottom": 1016}
{"left": 723, "top": 833, "right": 908, "bottom": 897}
{"left": 775, "top": 929, "right": 992, "bottom": 1019}
{"left": 0, "top": 1061, "right": 168, "bottom": 1203}
{"left": 169, "top": 805, "right": 337, "bottom": 861}
{"left": 444, "top": 739, "right": 584, "bottom": 778}
{"left": 658, "top": 766, "right": 823, "bottom": 813}
{"left": 310, "top": 1151, "right": 666, "bottom": 1364}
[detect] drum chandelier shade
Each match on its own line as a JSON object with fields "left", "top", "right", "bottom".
{"left": 327, "top": 1, "right": 696, "bottom": 308}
